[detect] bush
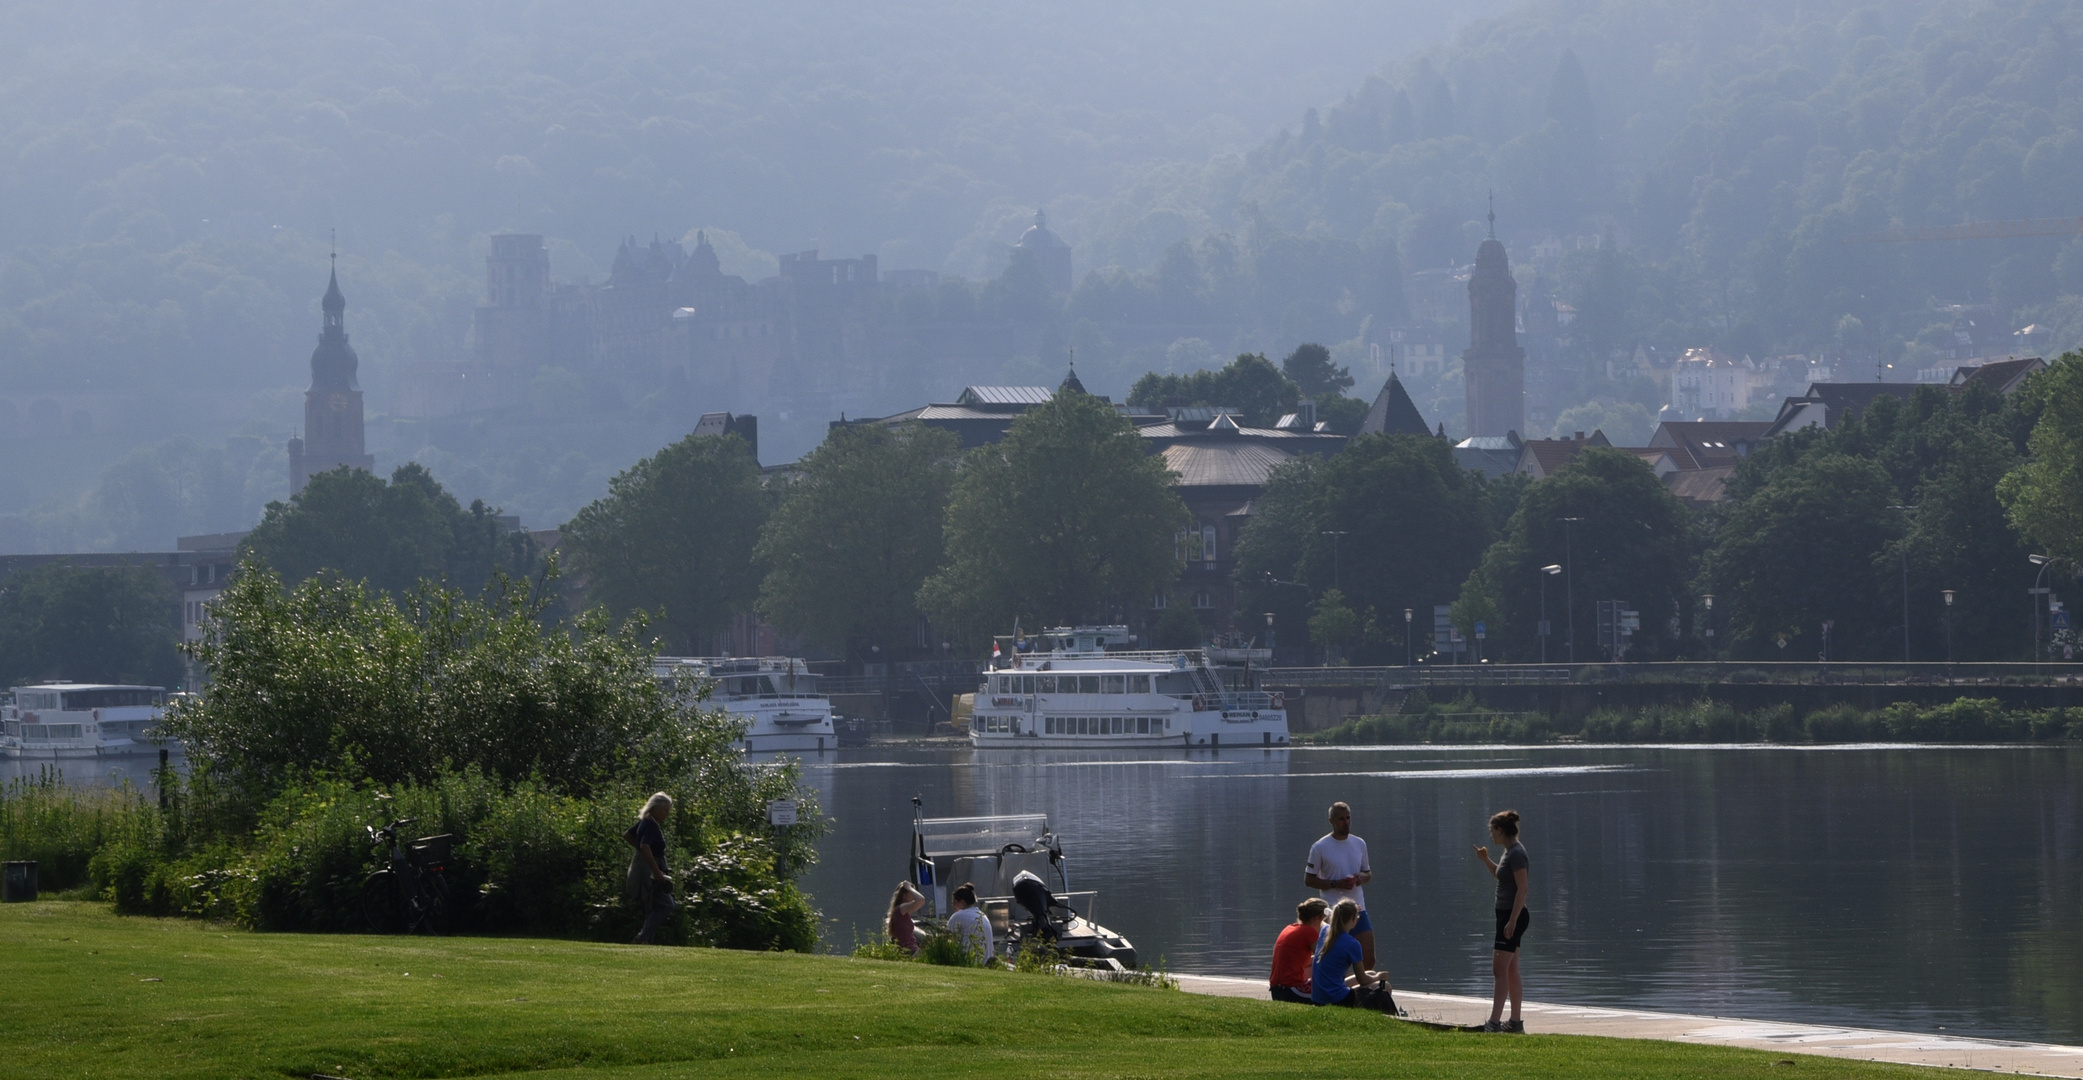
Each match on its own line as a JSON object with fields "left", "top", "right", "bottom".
{"left": 0, "top": 772, "right": 158, "bottom": 893}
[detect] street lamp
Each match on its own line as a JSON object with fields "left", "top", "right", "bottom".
{"left": 1702, "top": 594, "right": 1715, "bottom": 661}
{"left": 2030, "top": 554, "right": 2053, "bottom": 673}
{"left": 1403, "top": 607, "right": 1414, "bottom": 668}
{"left": 1321, "top": 531, "right": 1348, "bottom": 591}
{"left": 1942, "top": 589, "right": 1955, "bottom": 670}
{"left": 1889, "top": 505, "right": 1915, "bottom": 662}
{"left": 1559, "top": 517, "right": 1583, "bottom": 664}
{"left": 1539, "top": 564, "right": 1562, "bottom": 664}
{"left": 1263, "top": 611, "right": 1276, "bottom": 653}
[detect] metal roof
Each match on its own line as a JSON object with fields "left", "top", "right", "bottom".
{"left": 956, "top": 385, "right": 1053, "bottom": 406}
{"left": 1160, "top": 442, "right": 1295, "bottom": 488}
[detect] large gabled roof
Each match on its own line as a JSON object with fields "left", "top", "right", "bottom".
{"left": 1159, "top": 442, "right": 1295, "bottom": 488}
{"left": 954, "top": 385, "right": 1053, "bottom": 408}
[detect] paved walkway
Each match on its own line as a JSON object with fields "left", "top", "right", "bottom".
{"left": 1172, "top": 974, "right": 2083, "bottom": 1077}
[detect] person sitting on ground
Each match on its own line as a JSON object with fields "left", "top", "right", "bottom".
{"left": 945, "top": 882, "right": 994, "bottom": 965}
{"left": 1269, "top": 897, "right": 1329, "bottom": 1003}
{"left": 1313, "top": 898, "right": 1395, "bottom": 1012}
{"left": 887, "top": 881, "right": 926, "bottom": 955}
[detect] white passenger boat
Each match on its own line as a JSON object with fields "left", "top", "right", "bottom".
{"left": 968, "top": 626, "right": 1289, "bottom": 748}
{"left": 654, "top": 656, "right": 837, "bottom": 753}
{"left": 910, "top": 802, "right": 1138, "bottom": 969}
{"left": 2, "top": 684, "right": 170, "bottom": 758}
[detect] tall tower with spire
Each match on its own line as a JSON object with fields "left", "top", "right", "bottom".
{"left": 288, "top": 257, "right": 376, "bottom": 495}
{"left": 1462, "top": 200, "right": 1525, "bottom": 438}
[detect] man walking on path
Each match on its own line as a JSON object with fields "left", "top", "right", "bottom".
{"left": 1305, "top": 801, "right": 1378, "bottom": 972}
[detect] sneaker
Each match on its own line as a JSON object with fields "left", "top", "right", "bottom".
{"left": 1502, "top": 1019, "right": 1524, "bottom": 1034}
{"left": 1479, "top": 1019, "right": 1504, "bottom": 1032}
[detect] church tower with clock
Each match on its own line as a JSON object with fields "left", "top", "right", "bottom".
{"left": 287, "top": 258, "right": 376, "bottom": 495}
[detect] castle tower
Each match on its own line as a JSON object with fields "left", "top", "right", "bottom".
{"left": 290, "top": 260, "right": 376, "bottom": 495}
{"left": 1012, "top": 209, "right": 1073, "bottom": 294}
{"left": 1462, "top": 207, "right": 1525, "bottom": 437}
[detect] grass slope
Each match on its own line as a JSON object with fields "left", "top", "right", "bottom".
{"left": 1, "top": 902, "right": 1941, "bottom": 1080}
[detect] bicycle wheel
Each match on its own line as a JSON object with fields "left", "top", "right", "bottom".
{"left": 415, "top": 872, "right": 451, "bottom": 936}
{"left": 362, "top": 871, "right": 406, "bottom": 934}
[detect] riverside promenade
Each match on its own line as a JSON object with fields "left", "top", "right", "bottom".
{"left": 1172, "top": 975, "right": 2083, "bottom": 1076}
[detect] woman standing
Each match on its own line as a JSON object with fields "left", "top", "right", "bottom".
{"left": 887, "top": 881, "right": 926, "bottom": 954}
{"left": 1473, "top": 809, "right": 1529, "bottom": 1032}
{"left": 628, "top": 792, "right": 675, "bottom": 944}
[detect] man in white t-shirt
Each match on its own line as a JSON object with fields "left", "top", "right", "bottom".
{"left": 1305, "top": 800, "right": 1379, "bottom": 971}
{"left": 945, "top": 883, "right": 994, "bottom": 965}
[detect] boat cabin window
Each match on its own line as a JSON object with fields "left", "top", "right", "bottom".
{"left": 1079, "top": 676, "right": 1100, "bottom": 694}
{"left": 1137, "top": 717, "right": 1150, "bottom": 734}
{"left": 1102, "top": 674, "right": 1125, "bottom": 694}
{"left": 1155, "top": 673, "right": 1197, "bottom": 695}
{"left": 17, "top": 692, "right": 62, "bottom": 710}
{"left": 1130, "top": 675, "right": 1151, "bottom": 693}
{"left": 61, "top": 688, "right": 165, "bottom": 709}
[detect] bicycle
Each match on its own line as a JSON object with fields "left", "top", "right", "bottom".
{"left": 361, "top": 817, "right": 453, "bottom": 935}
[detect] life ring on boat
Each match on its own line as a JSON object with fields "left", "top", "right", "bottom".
{"left": 1269, "top": 692, "right": 1285, "bottom": 711}
{"left": 1192, "top": 694, "right": 1209, "bottom": 712}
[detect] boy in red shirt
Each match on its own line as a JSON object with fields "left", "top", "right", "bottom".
{"left": 1269, "top": 897, "right": 1329, "bottom": 1002}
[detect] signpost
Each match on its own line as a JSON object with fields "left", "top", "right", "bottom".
{"left": 768, "top": 800, "right": 798, "bottom": 877}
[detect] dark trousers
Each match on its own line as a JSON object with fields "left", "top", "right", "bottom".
{"left": 635, "top": 887, "right": 676, "bottom": 944}
{"left": 1270, "top": 985, "right": 1312, "bottom": 1004}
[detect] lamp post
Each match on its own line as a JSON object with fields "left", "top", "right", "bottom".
{"left": 1702, "top": 593, "right": 1715, "bottom": 662}
{"left": 1539, "top": 564, "right": 1562, "bottom": 664}
{"left": 1263, "top": 611, "right": 1276, "bottom": 653}
{"left": 1889, "top": 505, "right": 1915, "bottom": 662}
{"left": 1942, "top": 589, "right": 1955, "bottom": 673}
{"left": 1403, "top": 607, "right": 1414, "bottom": 668}
{"left": 1559, "top": 517, "right": 1582, "bottom": 664}
{"left": 2030, "top": 554, "right": 2053, "bottom": 673}
{"left": 1321, "top": 531, "right": 1347, "bottom": 591}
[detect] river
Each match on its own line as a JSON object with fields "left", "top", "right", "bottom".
{"left": 796, "top": 744, "right": 2082, "bottom": 1044}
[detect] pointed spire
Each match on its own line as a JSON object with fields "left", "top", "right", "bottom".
{"left": 1487, "top": 191, "right": 1496, "bottom": 239}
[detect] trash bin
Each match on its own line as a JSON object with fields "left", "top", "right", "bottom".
{"left": 2, "top": 861, "right": 37, "bottom": 902}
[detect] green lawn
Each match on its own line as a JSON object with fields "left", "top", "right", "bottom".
{"left": 1, "top": 902, "right": 1942, "bottom": 1080}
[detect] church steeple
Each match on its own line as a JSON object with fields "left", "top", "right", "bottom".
{"left": 1461, "top": 204, "right": 1526, "bottom": 438}
{"left": 291, "top": 256, "right": 375, "bottom": 495}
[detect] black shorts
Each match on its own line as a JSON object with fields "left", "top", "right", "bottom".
{"left": 1270, "top": 985, "right": 1312, "bottom": 1004}
{"left": 1494, "top": 907, "right": 1530, "bottom": 952}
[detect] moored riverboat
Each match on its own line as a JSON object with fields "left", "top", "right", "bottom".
{"left": 1, "top": 684, "right": 171, "bottom": 758}
{"left": 909, "top": 801, "right": 1138, "bottom": 969}
{"left": 968, "top": 626, "right": 1288, "bottom": 748}
{"left": 654, "top": 656, "right": 837, "bottom": 753}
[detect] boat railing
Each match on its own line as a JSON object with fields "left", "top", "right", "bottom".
{"left": 1000, "top": 649, "right": 1206, "bottom": 668}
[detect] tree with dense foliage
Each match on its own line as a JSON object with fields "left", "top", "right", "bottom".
{"left": 919, "top": 390, "right": 1187, "bottom": 641}
{"left": 165, "top": 561, "right": 725, "bottom": 801}
{"left": 756, "top": 423, "right": 960, "bottom": 657}
{"left": 1464, "top": 448, "right": 1690, "bottom": 662}
{"left": 241, "top": 464, "right": 539, "bottom": 598}
{"left": 1127, "top": 353, "right": 1300, "bottom": 427}
{"left": 562, "top": 434, "right": 766, "bottom": 653}
{"left": 1281, "top": 343, "right": 1354, "bottom": 399}
{"left": 1232, "top": 434, "right": 1490, "bottom": 662}
{"left": 1733, "top": 386, "right": 2033, "bottom": 660}
{"left": 2002, "top": 355, "right": 2083, "bottom": 563}
{"left": 0, "top": 564, "right": 183, "bottom": 687}
{"left": 1702, "top": 453, "right": 1900, "bottom": 661}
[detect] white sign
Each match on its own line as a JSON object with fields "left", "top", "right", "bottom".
{"left": 766, "top": 800, "right": 798, "bottom": 827}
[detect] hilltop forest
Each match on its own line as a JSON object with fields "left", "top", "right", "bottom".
{"left": 7, "top": 0, "right": 2083, "bottom": 548}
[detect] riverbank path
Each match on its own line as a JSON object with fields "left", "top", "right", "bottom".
{"left": 1172, "top": 975, "right": 2083, "bottom": 1076}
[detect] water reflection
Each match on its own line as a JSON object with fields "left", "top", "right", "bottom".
{"left": 798, "top": 744, "right": 2081, "bottom": 1043}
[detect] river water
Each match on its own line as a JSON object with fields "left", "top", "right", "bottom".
{"left": 796, "top": 744, "right": 2082, "bottom": 1044}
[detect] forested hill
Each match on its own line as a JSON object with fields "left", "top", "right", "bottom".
{"left": 0, "top": 0, "right": 1491, "bottom": 393}
{"left": 1101, "top": 0, "right": 2083, "bottom": 363}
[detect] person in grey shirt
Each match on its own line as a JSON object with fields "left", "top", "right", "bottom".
{"left": 1473, "top": 809, "right": 1529, "bottom": 1032}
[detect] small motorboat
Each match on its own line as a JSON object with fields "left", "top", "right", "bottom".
{"left": 908, "top": 798, "right": 1138, "bottom": 970}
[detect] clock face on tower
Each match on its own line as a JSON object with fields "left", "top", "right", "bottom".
{"left": 330, "top": 393, "right": 352, "bottom": 411}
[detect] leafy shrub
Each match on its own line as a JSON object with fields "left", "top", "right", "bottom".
{"left": 918, "top": 925, "right": 986, "bottom": 966}
{"left": 0, "top": 772, "right": 158, "bottom": 892}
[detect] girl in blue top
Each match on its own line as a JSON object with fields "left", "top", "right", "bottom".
{"left": 1311, "top": 898, "right": 1390, "bottom": 1008}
